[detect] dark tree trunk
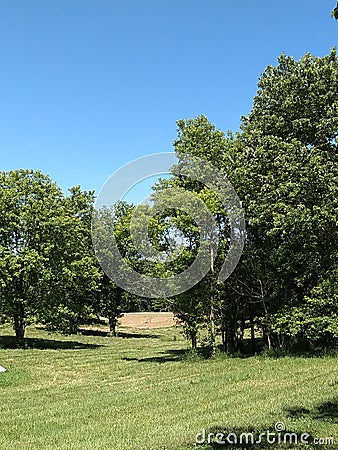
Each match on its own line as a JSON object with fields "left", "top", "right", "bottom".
{"left": 107, "top": 287, "right": 122, "bottom": 337}
{"left": 250, "top": 315, "right": 256, "bottom": 353}
{"left": 225, "top": 323, "right": 237, "bottom": 354}
{"left": 225, "top": 325, "right": 230, "bottom": 353}
{"left": 277, "top": 332, "right": 285, "bottom": 349}
{"left": 209, "top": 294, "right": 216, "bottom": 357}
{"left": 209, "top": 245, "right": 216, "bottom": 358}
{"left": 238, "top": 318, "right": 245, "bottom": 352}
{"left": 221, "top": 323, "right": 226, "bottom": 352}
{"left": 262, "top": 324, "right": 272, "bottom": 350}
{"left": 13, "top": 302, "right": 25, "bottom": 348}
{"left": 191, "top": 330, "right": 197, "bottom": 351}
{"left": 108, "top": 315, "right": 117, "bottom": 337}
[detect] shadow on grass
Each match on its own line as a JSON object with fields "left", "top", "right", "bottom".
{"left": 0, "top": 335, "right": 103, "bottom": 350}
{"left": 122, "top": 348, "right": 205, "bottom": 363}
{"left": 286, "top": 398, "right": 338, "bottom": 422}
{"left": 118, "top": 331, "right": 159, "bottom": 339}
{"left": 77, "top": 328, "right": 109, "bottom": 337}
{"left": 215, "top": 338, "right": 338, "bottom": 359}
{"left": 194, "top": 424, "right": 323, "bottom": 449}
{"left": 78, "top": 328, "right": 159, "bottom": 339}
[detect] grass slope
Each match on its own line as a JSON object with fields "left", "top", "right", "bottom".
{"left": 0, "top": 324, "right": 337, "bottom": 449}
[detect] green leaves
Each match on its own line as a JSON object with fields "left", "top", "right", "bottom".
{"left": 0, "top": 170, "right": 101, "bottom": 341}
{"left": 234, "top": 49, "right": 338, "bottom": 349}
{"left": 170, "top": 50, "right": 338, "bottom": 352}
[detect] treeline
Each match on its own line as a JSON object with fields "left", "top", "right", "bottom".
{"left": 0, "top": 49, "right": 337, "bottom": 353}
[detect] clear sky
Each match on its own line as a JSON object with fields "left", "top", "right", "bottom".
{"left": 1, "top": 0, "right": 337, "bottom": 200}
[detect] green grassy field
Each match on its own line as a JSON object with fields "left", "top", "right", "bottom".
{"left": 0, "top": 324, "right": 337, "bottom": 450}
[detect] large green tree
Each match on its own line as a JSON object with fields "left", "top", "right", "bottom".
{"left": 229, "top": 49, "right": 338, "bottom": 349}
{"left": 92, "top": 201, "right": 137, "bottom": 337}
{"left": 37, "top": 185, "right": 101, "bottom": 334}
{"left": 0, "top": 170, "right": 100, "bottom": 345}
{"left": 158, "top": 49, "right": 338, "bottom": 353}
{"left": 149, "top": 116, "right": 235, "bottom": 355}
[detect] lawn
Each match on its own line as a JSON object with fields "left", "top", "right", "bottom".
{"left": 0, "top": 324, "right": 337, "bottom": 449}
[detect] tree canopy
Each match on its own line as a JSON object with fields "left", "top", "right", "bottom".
{"left": 0, "top": 170, "right": 100, "bottom": 345}
{"left": 0, "top": 49, "right": 337, "bottom": 354}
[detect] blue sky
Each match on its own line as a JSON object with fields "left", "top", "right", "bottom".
{"left": 1, "top": 0, "right": 337, "bottom": 201}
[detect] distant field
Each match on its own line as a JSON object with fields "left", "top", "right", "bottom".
{"left": 0, "top": 324, "right": 337, "bottom": 449}
{"left": 118, "top": 312, "right": 176, "bottom": 328}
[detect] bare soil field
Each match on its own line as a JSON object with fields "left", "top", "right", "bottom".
{"left": 118, "top": 312, "right": 176, "bottom": 329}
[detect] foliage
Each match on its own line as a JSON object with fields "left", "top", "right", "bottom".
{"left": 234, "top": 49, "right": 338, "bottom": 349}
{"left": 92, "top": 201, "right": 140, "bottom": 336}
{"left": 0, "top": 170, "right": 100, "bottom": 343}
{"left": 158, "top": 49, "right": 338, "bottom": 353}
{"left": 1, "top": 50, "right": 337, "bottom": 353}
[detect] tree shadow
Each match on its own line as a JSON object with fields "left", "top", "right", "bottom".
{"left": 77, "top": 328, "right": 109, "bottom": 337}
{"left": 286, "top": 406, "right": 312, "bottom": 418}
{"left": 285, "top": 398, "right": 338, "bottom": 422}
{"left": 0, "top": 335, "right": 103, "bottom": 350}
{"left": 316, "top": 400, "right": 338, "bottom": 421}
{"left": 78, "top": 328, "right": 159, "bottom": 339}
{"left": 122, "top": 348, "right": 199, "bottom": 363}
{"left": 217, "top": 337, "right": 338, "bottom": 359}
{"left": 118, "top": 331, "right": 159, "bottom": 339}
{"left": 195, "top": 424, "right": 320, "bottom": 449}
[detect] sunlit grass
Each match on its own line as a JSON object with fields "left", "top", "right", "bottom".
{"left": 0, "top": 324, "right": 337, "bottom": 449}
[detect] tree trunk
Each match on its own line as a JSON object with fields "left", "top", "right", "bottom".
{"left": 209, "top": 245, "right": 216, "bottom": 358}
{"left": 277, "top": 332, "right": 285, "bottom": 349}
{"left": 13, "top": 302, "right": 25, "bottom": 348}
{"left": 209, "top": 292, "right": 216, "bottom": 357}
{"left": 225, "top": 323, "right": 237, "bottom": 354}
{"left": 250, "top": 315, "right": 256, "bottom": 353}
{"left": 191, "top": 329, "right": 197, "bottom": 351}
{"left": 238, "top": 318, "right": 245, "bottom": 353}
{"left": 262, "top": 324, "right": 272, "bottom": 350}
{"left": 108, "top": 288, "right": 122, "bottom": 337}
{"left": 108, "top": 315, "right": 117, "bottom": 337}
{"left": 221, "top": 323, "right": 226, "bottom": 352}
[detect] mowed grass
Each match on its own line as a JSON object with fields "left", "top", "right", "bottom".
{"left": 0, "top": 324, "right": 337, "bottom": 450}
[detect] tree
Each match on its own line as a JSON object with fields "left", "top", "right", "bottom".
{"left": 230, "top": 49, "right": 338, "bottom": 350}
{"left": 36, "top": 185, "right": 101, "bottom": 334}
{"left": 149, "top": 116, "right": 236, "bottom": 356}
{"left": 0, "top": 170, "right": 63, "bottom": 345}
{"left": 332, "top": 2, "right": 338, "bottom": 19}
{"left": 271, "top": 268, "right": 338, "bottom": 350}
{"left": 162, "top": 49, "right": 338, "bottom": 353}
{"left": 92, "top": 201, "right": 136, "bottom": 337}
{"left": 171, "top": 285, "right": 207, "bottom": 351}
{"left": 0, "top": 170, "right": 100, "bottom": 345}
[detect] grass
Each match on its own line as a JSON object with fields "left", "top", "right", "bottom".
{"left": 0, "top": 324, "right": 337, "bottom": 449}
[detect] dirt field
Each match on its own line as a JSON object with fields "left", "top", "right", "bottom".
{"left": 118, "top": 312, "right": 176, "bottom": 329}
